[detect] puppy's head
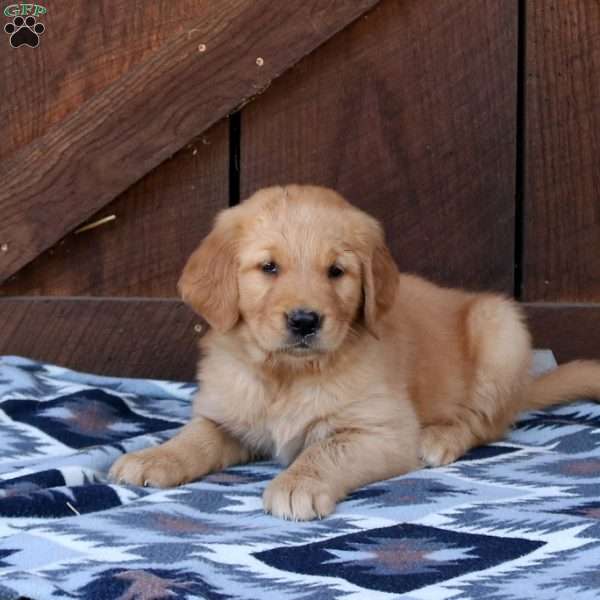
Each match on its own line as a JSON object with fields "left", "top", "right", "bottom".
{"left": 179, "top": 185, "right": 398, "bottom": 363}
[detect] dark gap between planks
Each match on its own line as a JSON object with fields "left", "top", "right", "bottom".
{"left": 513, "top": 0, "right": 527, "bottom": 300}
{"left": 229, "top": 111, "right": 242, "bottom": 206}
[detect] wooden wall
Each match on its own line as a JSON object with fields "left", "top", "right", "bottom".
{"left": 523, "top": 0, "right": 600, "bottom": 362}
{"left": 0, "top": 0, "right": 599, "bottom": 377}
{"left": 242, "top": 0, "right": 517, "bottom": 294}
{"left": 1, "top": 1, "right": 230, "bottom": 298}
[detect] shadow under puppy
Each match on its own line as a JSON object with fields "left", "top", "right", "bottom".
{"left": 110, "top": 185, "right": 600, "bottom": 520}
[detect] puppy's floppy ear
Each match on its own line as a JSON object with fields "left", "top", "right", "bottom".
{"left": 358, "top": 219, "right": 399, "bottom": 338}
{"left": 178, "top": 209, "right": 241, "bottom": 333}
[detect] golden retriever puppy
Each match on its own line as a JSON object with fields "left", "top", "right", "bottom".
{"left": 110, "top": 185, "right": 600, "bottom": 520}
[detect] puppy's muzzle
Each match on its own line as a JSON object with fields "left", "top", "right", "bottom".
{"left": 286, "top": 309, "right": 322, "bottom": 338}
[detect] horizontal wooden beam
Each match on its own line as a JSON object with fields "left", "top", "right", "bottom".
{"left": 0, "top": 0, "right": 380, "bottom": 285}
{"left": 0, "top": 297, "right": 597, "bottom": 381}
{"left": 1, "top": 299, "right": 598, "bottom": 381}
{"left": 0, "top": 298, "right": 203, "bottom": 380}
{"left": 523, "top": 302, "right": 600, "bottom": 363}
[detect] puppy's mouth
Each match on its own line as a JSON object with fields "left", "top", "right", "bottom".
{"left": 279, "top": 334, "right": 324, "bottom": 356}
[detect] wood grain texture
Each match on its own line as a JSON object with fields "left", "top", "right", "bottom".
{"left": 524, "top": 303, "right": 600, "bottom": 363}
{"left": 0, "top": 121, "right": 228, "bottom": 297}
{"left": 3, "top": 298, "right": 597, "bottom": 379}
{"left": 0, "top": 0, "right": 221, "bottom": 161}
{"left": 524, "top": 1, "right": 600, "bottom": 301}
{"left": 0, "top": 0, "right": 380, "bottom": 285}
{"left": 0, "top": 298, "right": 202, "bottom": 380}
{"left": 241, "top": 0, "right": 518, "bottom": 293}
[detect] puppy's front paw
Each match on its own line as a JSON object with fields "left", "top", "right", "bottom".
{"left": 109, "top": 447, "right": 189, "bottom": 488}
{"left": 263, "top": 473, "right": 336, "bottom": 520}
{"left": 420, "top": 424, "right": 465, "bottom": 467}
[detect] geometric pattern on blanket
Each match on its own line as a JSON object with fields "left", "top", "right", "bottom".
{"left": 0, "top": 354, "right": 599, "bottom": 599}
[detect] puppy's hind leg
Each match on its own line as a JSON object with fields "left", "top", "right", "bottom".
{"left": 420, "top": 295, "right": 533, "bottom": 467}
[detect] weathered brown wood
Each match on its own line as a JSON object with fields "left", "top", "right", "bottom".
{"left": 0, "top": 298, "right": 202, "bottom": 380}
{"left": 0, "top": 0, "right": 381, "bottom": 285}
{"left": 523, "top": 303, "right": 600, "bottom": 363}
{"left": 0, "top": 0, "right": 222, "bottom": 160}
{"left": 524, "top": 1, "right": 600, "bottom": 302}
{"left": 2, "top": 298, "right": 597, "bottom": 379}
{"left": 0, "top": 121, "right": 228, "bottom": 297}
{"left": 241, "top": 0, "right": 518, "bottom": 293}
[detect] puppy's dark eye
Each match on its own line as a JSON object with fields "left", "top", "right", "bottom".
{"left": 261, "top": 261, "right": 279, "bottom": 275}
{"left": 328, "top": 264, "right": 344, "bottom": 279}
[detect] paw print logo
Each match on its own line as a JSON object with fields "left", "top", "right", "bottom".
{"left": 4, "top": 15, "right": 45, "bottom": 48}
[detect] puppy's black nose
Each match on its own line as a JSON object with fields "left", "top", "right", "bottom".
{"left": 287, "top": 309, "right": 321, "bottom": 336}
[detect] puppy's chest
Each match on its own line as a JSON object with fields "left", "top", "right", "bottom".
{"left": 202, "top": 376, "right": 338, "bottom": 465}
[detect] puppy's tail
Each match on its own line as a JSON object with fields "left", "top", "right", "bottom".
{"left": 524, "top": 360, "right": 600, "bottom": 410}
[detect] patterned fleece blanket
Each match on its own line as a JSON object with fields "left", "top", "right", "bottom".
{"left": 0, "top": 353, "right": 599, "bottom": 600}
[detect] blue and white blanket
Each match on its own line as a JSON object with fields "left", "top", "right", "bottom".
{"left": 0, "top": 353, "right": 600, "bottom": 599}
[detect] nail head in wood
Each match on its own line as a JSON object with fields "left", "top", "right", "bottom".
{"left": 0, "top": 244, "right": 8, "bottom": 252}
{"left": 256, "top": 57, "right": 264, "bottom": 66}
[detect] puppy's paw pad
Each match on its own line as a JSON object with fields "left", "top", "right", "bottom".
{"left": 420, "top": 425, "right": 464, "bottom": 467}
{"left": 109, "top": 448, "right": 187, "bottom": 488}
{"left": 263, "top": 474, "right": 336, "bottom": 521}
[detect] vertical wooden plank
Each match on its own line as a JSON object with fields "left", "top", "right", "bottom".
{"left": 0, "top": 121, "right": 228, "bottom": 297}
{"left": 524, "top": 1, "right": 600, "bottom": 302}
{"left": 241, "top": 0, "right": 518, "bottom": 293}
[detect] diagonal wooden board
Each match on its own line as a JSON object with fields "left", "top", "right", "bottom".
{"left": 0, "top": 0, "right": 380, "bottom": 284}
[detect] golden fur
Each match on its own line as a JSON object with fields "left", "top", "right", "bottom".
{"left": 110, "top": 185, "right": 600, "bottom": 520}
